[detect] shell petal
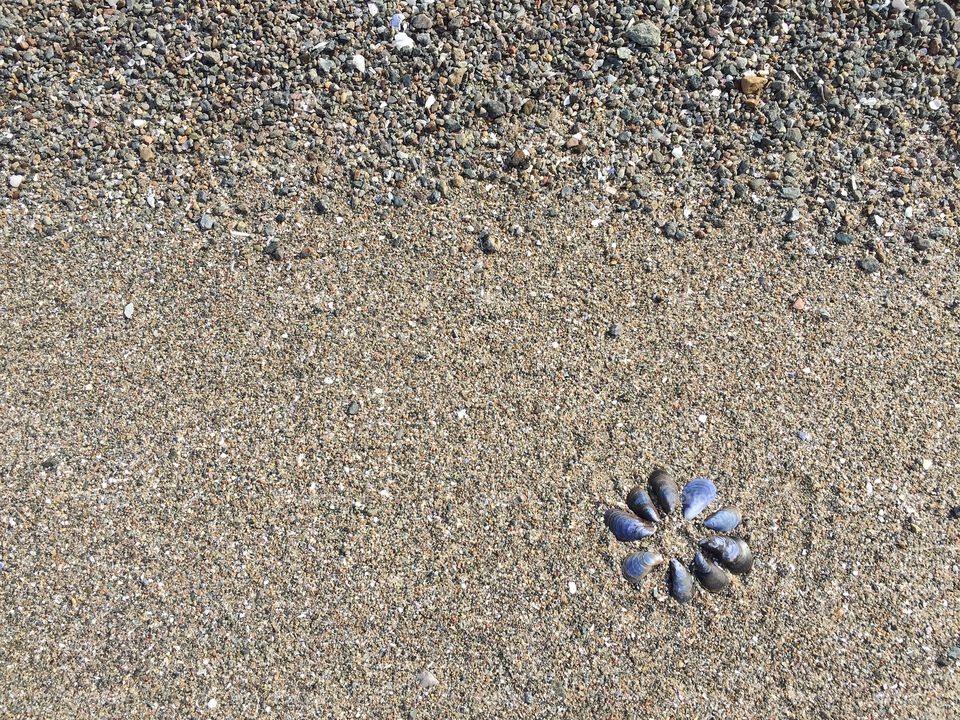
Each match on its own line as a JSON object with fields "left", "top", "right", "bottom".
{"left": 626, "top": 486, "right": 660, "bottom": 523}
{"left": 604, "top": 509, "right": 656, "bottom": 542}
{"left": 692, "top": 551, "right": 731, "bottom": 592}
{"left": 703, "top": 507, "right": 741, "bottom": 532}
{"left": 668, "top": 558, "right": 693, "bottom": 603}
{"left": 701, "top": 536, "right": 754, "bottom": 575}
{"left": 621, "top": 551, "right": 664, "bottom": 586}
{"left": 648, "top": 468, "right": 679, "bottom": 516}
{"left": 682, "top": 476, "right": 717, "bottom": 520}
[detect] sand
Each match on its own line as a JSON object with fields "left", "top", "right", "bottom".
{"left": 2, "top": 174, "right": 959, "bottom": 718}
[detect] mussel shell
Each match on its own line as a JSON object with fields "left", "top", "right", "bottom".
{"left": 668, "top": 559, "right": 694, "bottom": 603}
{"left": 692, "top": 551, "right": 731, "bottom": 592}
{"left": 621, "top": 551, "right": 664, "bottom": 586}
{"left": 703, "top": 507, "right": 742, "bottom": 532}
{"left": 648, "top": 468, "right": 679, "bottom": 516}
{"left": 681, "top": 476, "right": 717, "bottom": 520}
{"left": 700, "top": 536, "right": 754, "bottom": 575}
{"left": 626, "top": 486, "right": 660, "bottom": 523}
{"left": 604, "top": 508, "right": 656, "bottom": 542}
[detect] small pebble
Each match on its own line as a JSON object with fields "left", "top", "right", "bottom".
{"left": 346, "top": 400, "right": 360, "bottom": 417}
{"left": 857, "top": 257, "right": 881, "bottom": 274}
{"left": 199, "top": 213, "right": 215, "bottom": 231}
{"left": 416, "top": 670, "right": 439, "bottom": 689}
{"left": 123, "top": 303, "right": 134, "bottom": 320}
{"left": 479, "top": 232, "right": 496, "bottom": 255}
{"left": 9, "top": 174, "right": 25, "bottom": 188}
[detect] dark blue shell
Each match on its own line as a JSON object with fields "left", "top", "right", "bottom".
{"left": 626, "top": 486, "right": 660, "bottom": 523}
{"left": 701, "top": 536, "right": 754, "bottom": 575}
{"left": 703, "top": 507, "right": 741, "bottom": 532}
{"left": 692, "top": 551, "right": 731, "bottom": 592}
{"left": 648, "top": 469, "right": 679, "bottom": 516}
{"left": 604, "top": 509, "right": 656, "bottom": 541}
{"left": 668, "top": 559, "right": 693, "bottom": 603}
{"left": 682, "top": 476, "right": 717, "bottom": 520}
{"left": 621, "top": 551, "right": 663, "bottom": 585}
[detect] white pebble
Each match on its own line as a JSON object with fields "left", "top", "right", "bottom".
{"left": 206, "top": 698, "right": 218, "bottom": 710}
{"left": 123, "top": 303, "right": 134, "bottom": 320}
{"left": 394, "top": 32, "right": 414, "bottom": 50}
{"left": 8, "top": 174, "right": 24, "bottom": 188}
{"left": 697, "top": 414, "right": 708, "bottom": 425}
{"left": 568, "top": 581, "right": 577, "bottom": 595}
{"left": 921, "top": 458, "right": 933, "bottom": 471}
{"left": 352, "top": 54, "right": 366, "bottom": 73}
{"left": 416, "top": 670, "right": 439, "bottom": 689}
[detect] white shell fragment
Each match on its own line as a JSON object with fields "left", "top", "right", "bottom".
{"left": 352, "top": 54, "right": 366, "bottom": 73}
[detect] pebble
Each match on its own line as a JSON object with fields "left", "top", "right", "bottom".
{"left": 483, "top": 99, "right": 507, "bottom": 120}
{"left": 627, "top": 22, "right": 661, "bottom": 48}
{"left": 416, "top": 670, "right": 439, "bottom": 689}
{"left": 346, "top": 401, "right": 360, "bottom": 417}
{"left": 835, "top": 232, "right": 854, "bottom": 246}
{"left": 8, "top": 174, "right": 24, "bottom": 188}
{"left": 857, "top": 257, "right": 881, "bottom": 274}
{"left": 607, "top": 323, "right": 623, "bottom": 340}
{"left": 785, "top": 208, "right": 801, "bottom": 223}
{"left": 479, "top": 232, "right": 496, "bottom": 255}
{"left": 780, "top": 187, "right": 802, "bottom": 200}
{"left": 199, "top": 213, "right": 215, "bottom": 231}
{"left": 123, "top": 303, "right": 134, "bottom": 320}
{"left": 740, "top": 75, "right": 767, "bottom": 95}
{"left": 948, "top": 507, "right": 960, "bottom": 520}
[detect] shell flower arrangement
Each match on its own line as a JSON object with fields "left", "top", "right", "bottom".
{"left": 604, "top": 468, "right": 754, "bottom": 602}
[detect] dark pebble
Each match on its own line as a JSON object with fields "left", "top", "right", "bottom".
{"left": 346, "top": 401, "right": 360, "bottom": 417}
{"left": 857, "top": 257, "right": 881, "bottom": 274}
{"left": 835, "top": 232, "right": 854, "bottom": 246}
{"left": 479, "top": 232, "right": 496, "bottom": 254}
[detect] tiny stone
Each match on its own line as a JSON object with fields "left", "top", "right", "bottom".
{"left": 857, "top": 257, "right": 881, "bottom": 274}
{"left": 416, "top": 670, "right": 439, "bottom": 689}
{"left": 483, "top": 98, "right": 507, "bottom": 119}
{"left": 314, "top": 199, "right": 329, "bottom": 214}
{"left": 199, "top": 213, "right": 215, "bottom": 230}
{"left": 785, "top": 208, "right": 801, "bottom": 223}
{"left": 479, "top": 232, "right": 496, "bottom": 255}
{"left": 346, "top": 400, "right": 360, "bottom": 417}
{"left": 948, "top": 506, "right": 960, "bottom": 520}
{"left": 41, "top": 456, "right": 59, "bottom": 469}
{"left": 607, "top": 323, "right": 623, "bottom": 340}
{"left": 123, "top": 302, "right": 134, "bottom": 320}
{"left": 780, "top": 187, "right": 801, "bottom": 200}
{"left": 410, "top": 14, "right": 432, "bottom": 30}
{"left": 8, "top": 174, "right": 24, "bottom": 188}
{"left": 740, "top": 74, "right": 767, "bottom": 95}
{"left": 921, "top": 458, "right": 934, "bottom": 471}
{"left": 627, "top": 22, "right": 661, "bottom": 48}
{"left": 835, "top": 232, "right": 853, "bottom": 246}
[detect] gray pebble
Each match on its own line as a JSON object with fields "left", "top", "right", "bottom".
{"left": 857, "top": 257, "right": 881, "bottom": 274}
{"left": 627, "top": 22, "right": 661, "bottom": 48}
{"left": 346, "top": 400, "right": 360, "bottom": 417}
{"left": 199, "top": 213, "right": 215, "bottom": 231}
{"left": 835, "top": 232, "right": 853, "bottom": 246}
